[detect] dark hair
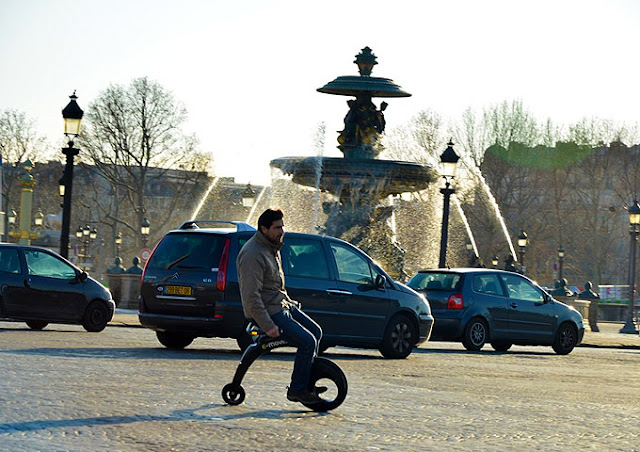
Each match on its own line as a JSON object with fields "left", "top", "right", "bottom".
{"left": 258, "top": 208, "right": 284, "bottom": 230}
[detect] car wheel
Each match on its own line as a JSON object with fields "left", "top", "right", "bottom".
{"left": 491, "top": 341, "right": 512, "bottom": 352}
{"left": 82, "top": 301, "right": 110, "bottom": 332}
{"left": 462, "top": 317, "right": 488, "bottom": 351}
{"left": 379, "top": 314, "right": 416, "bottom": 359}
{"left": 26, "top": 320, "right": 48, "bottom": 330}
{"left": 552, "top": 322, "right": 578, "bottom": 355}
{"left": 156, "top": 331, "right": 195, "bottom": 349}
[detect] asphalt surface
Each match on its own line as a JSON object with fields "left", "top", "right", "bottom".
{"left": 110, "top": 309, "right": 640, "bottom": 350}
{"left": 1, "top": 318, "right": 639, "bottom": 451}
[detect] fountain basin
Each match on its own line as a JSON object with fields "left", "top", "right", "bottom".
{"left": 270, "top": 156, "right": 437, "bottom": 197}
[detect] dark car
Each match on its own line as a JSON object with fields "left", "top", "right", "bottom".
{"left": 0, "top": 243, "right": 115, "bottom": 332}
{"left": 138, "top": 220, "right": 433, "bottom": 358}
{"left": 407, "top": 268, "right": 585, "bottom": 354}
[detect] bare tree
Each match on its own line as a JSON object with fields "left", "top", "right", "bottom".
{"left": 0, "top": 109, "right": 47, "bottom": 226}
{"left": 382, "top": 108, "right": 443, "bottom": 164}
{"left": 80, "top": 77, "right": 213, "bottom": 250}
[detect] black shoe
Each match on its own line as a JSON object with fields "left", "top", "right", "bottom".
{"left": 286, "top": 389, "right": 322, "bottom": 404}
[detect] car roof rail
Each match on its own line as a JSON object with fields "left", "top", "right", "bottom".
{"left": 177, "top": 220, "right": 256, "bottom": 232}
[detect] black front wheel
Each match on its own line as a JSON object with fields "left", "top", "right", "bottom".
{"left": 221, "top": 383, "right": 245, "bottom": 405}
{"left": 304, "top": 357, "right": 348, "bottom": 412}
{"left": 552, "top": 323, "right": 578, "bottom": 355}
{"left": 82, "top": 301, "right": 110, "bottom": 332}
{"left": 379, "top": 315, "right": 416, "bottom": 359}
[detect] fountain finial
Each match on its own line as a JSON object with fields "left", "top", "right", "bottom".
{"left": 354, "top": 46, "right": 378, "bottom": 76}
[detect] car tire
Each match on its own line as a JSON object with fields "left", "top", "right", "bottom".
{"left": 379, "top": 314, "right": 416, "bottom": 359}
{"left": 462, "top": 317, "right": 488, "bottom": 351}
{"left": 156, "top": 331, "right": 195, "bottom": 349}
{"left": 82, "top": 301, "right": 110, "bottom": 332}
{"left": 26, "top": 320, "right": 48, "bottom": 330}
{"left": 491, "top": 341, "right": 512, "bottom": 352}
{"left": 552, "top": 322, "right": 578, "bottom": 355}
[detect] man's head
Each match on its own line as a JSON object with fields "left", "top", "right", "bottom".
{"left": 257, "top": 208, "right": 285, "bottom": 245}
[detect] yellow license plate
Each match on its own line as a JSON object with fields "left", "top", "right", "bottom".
{"left": 165, "top": 285, "right": 193, "bottom": 296}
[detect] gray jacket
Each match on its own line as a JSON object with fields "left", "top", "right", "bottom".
{"left": 236, "top": 231, "right": 296, "bottom": 331}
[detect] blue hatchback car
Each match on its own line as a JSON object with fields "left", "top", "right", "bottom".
{"left": 408, "top": 268, "right": 585, "bottom": 354}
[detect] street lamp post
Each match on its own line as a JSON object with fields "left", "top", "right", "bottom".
{"left": 59, "top": 92, "right": 84, "bottom": 259}
{"left": 141, "top": 218, "right": 150, "bottom": 247}
{"left": 7, "top": 161, "right": 43, "bottom": 245}
{"left": 90, "top": 227, "right": 98, "bottom": 257}
{"left": 438, "top": 141, "right": 460, "bottom": 268}
{"left": 620, "top": 200, "right": 640, "bottom": 334}
{"left": 557, "top": 245, "right": 565, "bottom": 281}
{"left": 492, "top": 256, "right": 499, "bottom": 269}
{"left": 517, "top": 230, "right": 528, "bottom": 274}
{"left": 82, "top": 224, "right": 91, "bottom": 259}
{"left": 115, "top": 232, "right": 122, "bottom": 257}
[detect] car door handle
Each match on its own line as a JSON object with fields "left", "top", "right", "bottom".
{"left": 23, "top": 278, "right": 31, "bottom": 288}
{"left": 326, "top": 289, "right": 352, "bottom": 296}
{"left": 510, "top": 302, "right": 518, "bottom": 308}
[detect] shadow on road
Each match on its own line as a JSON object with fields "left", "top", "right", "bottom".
{"left": 0, "top": 402, "right": 329, "bottom": 434}
{"left": 413, "top": 346, "right": 559, "bottom": 357}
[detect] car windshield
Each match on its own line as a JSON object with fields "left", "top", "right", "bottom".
{"left": 408, "top": 272, "right": 461, "bottom": 291}
{"left": 147, "top": 233, "right": 227, "bottom": 271}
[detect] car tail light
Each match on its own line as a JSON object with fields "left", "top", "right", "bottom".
{"left": 448, "top": 294, "right": 463, "bottom": 309}
{"left": 216, "top": 238, "right": 231, "bottom": 291}
{"left": 141, "top": 241, "right": 160, "bottom": 287}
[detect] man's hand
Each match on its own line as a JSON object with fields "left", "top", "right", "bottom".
{"left": 265, "top": 326, "right": 280, "bottom": 338}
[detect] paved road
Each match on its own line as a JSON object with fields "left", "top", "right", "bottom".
{"left": 1, "top": 321, "right": 639, "bottom": 451}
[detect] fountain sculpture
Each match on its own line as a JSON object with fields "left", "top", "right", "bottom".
{"left": 271, "top": 47, "right": 437, "bottom": 278}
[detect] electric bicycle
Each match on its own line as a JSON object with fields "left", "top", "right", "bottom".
{"left": 222, "top": 323, "right": 348, "bottom": 411}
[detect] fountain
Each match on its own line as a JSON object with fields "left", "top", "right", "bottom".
{"left": 271, "top": 47, "right": 437, "bottom": 278}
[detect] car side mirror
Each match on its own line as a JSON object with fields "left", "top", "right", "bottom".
{"left": 77, "top": 270, "right": 88, "bottom": 282}
{"left": 375, "top": 274, "right": 386, "bottom": 289}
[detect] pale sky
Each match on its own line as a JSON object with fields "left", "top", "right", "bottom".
{"left": 1, "top": 0, "right": 639, "bottom": 184}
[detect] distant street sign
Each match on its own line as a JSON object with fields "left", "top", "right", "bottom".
{"left": 140, "top": 248, "right": 152, "bottom": 261}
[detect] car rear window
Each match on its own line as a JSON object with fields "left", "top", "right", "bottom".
{"left": 147, "top": 233, "right": 228, "bottom": 271}
{"left": 408, "top": 272, "right": 461, "bottom": 291}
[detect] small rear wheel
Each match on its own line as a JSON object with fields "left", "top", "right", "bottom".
{"left": 462, "top": 318, "right": 488, "bottom": 351}
{"left": 304, "top": 357, "right": 348, "bottom": 412}
{"left": 221, "top": 383, "right": 245, "bottom": 405}
{"left": 26, "top": 320, "right": 48, "bottom": 330}
{"left": 156, "top": 331, "right": 195, "bottom": 349}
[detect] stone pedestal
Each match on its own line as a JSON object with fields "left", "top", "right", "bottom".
{"left": 105, "top": 273, "right": 142, "bottom": 309}
{"left": 555, "top": 296, "right": 591, "bottom": 321}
